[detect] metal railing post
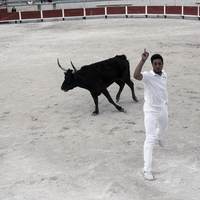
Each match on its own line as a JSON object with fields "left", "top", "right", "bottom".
{"left": 164, "top": 5, "right": 166, "bottom": 18}
{"left": 40, "top": 10, "right": 43, "bottom": 22}
{"left": 182, "top": 6, "right": 184, "bottom": 19}
{"left": 105, "top": 7, "right": 107, "bottom": 18}
{"left": 145, "top": 6, "right": 148, "bottom": 18}
{"left": 62, "top": 9, "right": 65, "bottom": 20}
{"left": 83, "top": 8, "right": 86, "bottom": 20}
{"left": 19, "top": 11, "right": 22, "bottom": 23}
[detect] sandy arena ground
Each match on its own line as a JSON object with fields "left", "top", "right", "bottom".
{"left": 0, "top": 13, "right": 200, "bottom": 200}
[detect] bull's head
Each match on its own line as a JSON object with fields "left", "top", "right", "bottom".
{"left": 57, "top": 59, "right": 77, "bottom": 92}
{"left": 57, "top": 59, "right": 77, "bottom": 72}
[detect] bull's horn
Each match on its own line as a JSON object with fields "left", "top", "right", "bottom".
{"left": 57, "top": 59, "right": 68, "bottom": 72}
{"left": 70, "top": 61, "right": 77, "bottom": 73}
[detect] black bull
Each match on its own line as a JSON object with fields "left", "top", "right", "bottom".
{"left": 58, "top": 55, "right": 138, "bottom": 115}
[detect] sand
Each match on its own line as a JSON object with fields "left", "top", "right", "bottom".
{"left": 0, "top": 15, "right": 200, "bottom": 200}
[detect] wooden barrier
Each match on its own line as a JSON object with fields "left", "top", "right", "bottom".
{"left": 21, "top": 11, "right": 40, "bottom": 20}
{"left": 147, "top": 6, "right": 164, "bottom": 15}
{"left": 0, "top": 12, "right": 19, "bottom": 21}
{"left": 43, "top": 10, "right": 62, "bottom": 18}
{"left": 85, "top": 7, "right": 105, "bottom": 16}
{"left": 0, "top": 6, "right": 200, "bottom": 23}
{"left": 166, "top": 6, "right": 182, "bottom": 15}
{"left": 127, "top": 6, "right": 145, "bottom": 14}
{"left": 64, "top": 8, "right": 84, "bottom": 17}
{"left": 107, "top": 6, "right": 125, "bottom": 15}
{"left": 184, "top": 6, "right": 198, "bottom": 16}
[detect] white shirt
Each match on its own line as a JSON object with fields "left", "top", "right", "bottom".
{"left": 141, "top": 70, "right": 168, "bottom": 107}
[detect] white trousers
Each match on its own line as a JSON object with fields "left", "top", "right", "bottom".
{"left": 143, "top": 102, "right": 168, "bottom": 172}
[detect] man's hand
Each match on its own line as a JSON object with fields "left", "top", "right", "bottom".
{"left": 142, "top": 48, "right": 149, "bottom": 62}
{"left": 133, "top": 48, "right": 149, "bottom": 81}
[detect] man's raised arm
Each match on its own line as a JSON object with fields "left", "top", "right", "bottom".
{"left": 133, "top": 49, "right": 149, "bottom": 81}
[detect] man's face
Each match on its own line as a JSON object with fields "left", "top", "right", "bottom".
{"left": 152, "top": 59, "right": 163, "bottom": 75}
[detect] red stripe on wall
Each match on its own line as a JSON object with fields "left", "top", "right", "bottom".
{"left": 147, "top": 6, "right": 164, "bottom": 14}
{"left": 43, "top": 10, "right": 62, "bottom": 18}
{"left": 64, "top": 8, "right": 84, "bottom": 17}
{"left": 184, "top": 6, "right": 198, "bottom": 15}
{"left": 86, "top": 7, "right": 105, "bottom": 16}
{"left": 21, "top": 11, "right": 41, "bottom": 19}
{"left": 107, "top": 7, "right": 125, "bottom": 15}
{"left": 166, "top": 6, "right": 182, "bottom": 15}
{"left": 127, "top": 6, "right": 145, "bottom": 14}
{"left": 1, "top": 12, "right": 19, "bottom": 21}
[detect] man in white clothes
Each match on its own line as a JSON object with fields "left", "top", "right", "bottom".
{"left": 133, "top": 49, "right": 168, "bottom": 181}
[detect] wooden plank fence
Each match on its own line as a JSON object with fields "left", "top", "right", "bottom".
{"left": 0, "top": 6, "right": 200, "bottom": 23}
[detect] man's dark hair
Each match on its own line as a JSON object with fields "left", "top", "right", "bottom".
{"left": 151, "top": 54, "right": 163, "bottom": 64}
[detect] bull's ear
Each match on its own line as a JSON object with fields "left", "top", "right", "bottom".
{"left": 70, "top": 61, "right": 77, "bottom": 73}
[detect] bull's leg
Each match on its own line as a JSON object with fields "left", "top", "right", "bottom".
{"left": 124, "top": 79, "right": 138, "bottom": 102}
{"left": 90, "top": 93, "right": 99, "bottom": 116}
{"left": 102, "top": 89, "right": 124, "bottom": 112}
{"left": 115, "top": 80, "right": 125, "bottom": 102}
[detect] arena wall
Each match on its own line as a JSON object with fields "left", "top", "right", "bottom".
{"left": 0, "top": 5, "right": 200, "bottom": 23}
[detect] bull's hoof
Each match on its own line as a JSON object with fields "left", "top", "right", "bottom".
{"left": 92, "top": 112, "right": 99, "bottom": 116}
{"left": 133, "top": 96, "right": 138, "bottom": 102}
{"left": 119, "top": 107, "right": 125, "bottom": 112}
